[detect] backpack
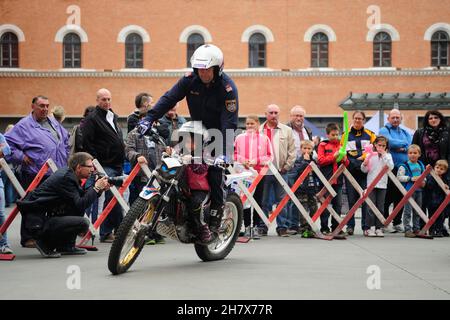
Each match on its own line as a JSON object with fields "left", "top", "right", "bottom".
{"left": 401, "top": 160, "right": 425, "bottom": 177}
{"left": 399, "top": 160, "right": 425, "bottom": 189}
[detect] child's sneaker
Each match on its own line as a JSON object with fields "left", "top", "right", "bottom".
{"left": 375, "top": 229, "right": 384, "bottom": 237}
{"left": 301, "top": 230, "right": 315, "bottom": 238}
{"left": 0, "top": 245, "right": 13, "bottom": 254}
{"left": 363, "top": 229, "right": 369, "bottom": 237}
{"left": 367, "top": 227, "right": 376, "bottom": 237}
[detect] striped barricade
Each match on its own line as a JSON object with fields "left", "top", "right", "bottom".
{"left": 0, "top": 158, "right": 58, "bottom": 261}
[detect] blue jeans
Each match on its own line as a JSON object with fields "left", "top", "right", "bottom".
{"left": 1, "top": 170, "right": 17, "bottom": 206}
{"left": 0, "top": 183, "right": 8, "bottom": 247}
{"left": 100, "top": 166, "right": 123, "bottom": 239}
{"left": 261, "top": 173, "right": 289, "bottom": 230}
{"left": 403, "top": 191, "right": 422, "bottom": 232}
{"left": 287, "top": 166, "right": 301, "bottom": 229}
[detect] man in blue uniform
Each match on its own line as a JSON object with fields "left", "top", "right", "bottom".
{"left": 138, "top": 44, "right": 238, "bottom": 233}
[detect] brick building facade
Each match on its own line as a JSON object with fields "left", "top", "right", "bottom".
{"left": 1, "top": 0, "right": 449, "bottom": 131}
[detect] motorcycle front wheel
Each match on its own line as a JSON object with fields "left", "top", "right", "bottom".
{"left": 195, "top": 192, "right": 243, "bottom": 261}
{"left": 108, "top": 196, "right": 160, "bottom": 275}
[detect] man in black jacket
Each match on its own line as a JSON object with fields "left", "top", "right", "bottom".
{"left": 17, "top": 152, "right": 110, "bottom": 258}
{"left": 81, "top": 88, "right": 125, "bottom": 242}
{"left": 127, "top": 92, "right": 153, "bottom": 133}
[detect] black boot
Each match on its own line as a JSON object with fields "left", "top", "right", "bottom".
{"left": 191, "top": 211, "right": 212, "bottom": 243}
{"left": 209, "top": 208, "right": 224, "bottom": 233}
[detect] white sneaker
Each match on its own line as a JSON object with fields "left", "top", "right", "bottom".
{"left": 0, "top": 245, "right": 14, "bottom": 254}
{"left": 375, "top": 229, "right": 384, "bottom": 237}
{"left": 367, "top": 227, "right": 376, "bottom": 237}
{"left": 393, "top": 225, "right": 404, "bottom": 233}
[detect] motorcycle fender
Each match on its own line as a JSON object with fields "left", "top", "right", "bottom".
{"left": 139, "top": 186, "right": 160, "bottom": 200}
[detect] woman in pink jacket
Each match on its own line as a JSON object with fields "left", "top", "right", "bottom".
{"left": 234, "top": 115, "right": 273, "bottom": 238}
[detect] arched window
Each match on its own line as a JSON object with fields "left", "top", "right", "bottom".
{"left": 125, "top": 33, "right": 143, "bottom": 68}
{"left": 373, "top": 32, "right": 392, "bottom": 67}
{"left": 186, "top": 33, "right": 204, "bottom": 67}
{"left": 249, "top": 33, "right": 266, "bottom": 68}
{"left": 63, "top": 33, "right": 81, "bottom": 68}
{"left": 431, "top": 31, "right": 449, "bottom": 66}
{"left": 0, "top": 32, "right": 19, "bottom": 68}
{"left": 311, "top": 32, "right": 328, "bottom": 68}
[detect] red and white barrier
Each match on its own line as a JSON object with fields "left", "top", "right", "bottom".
{"left": 0, "top": 158, "right": 58, "bottom": 260}
{"left": 77, "top": 161, "right": 151, "bottom": 247}
{"left": 383, "top": 165, "right": 432, "bottom": 239}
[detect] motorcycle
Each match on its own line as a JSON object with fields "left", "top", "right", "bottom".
{"left": 108, "top": 128, "right": 246, "bottom": 275}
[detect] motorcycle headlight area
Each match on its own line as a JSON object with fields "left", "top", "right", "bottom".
{"left": 159, "top": 163, "right": 178, "bottom": 177}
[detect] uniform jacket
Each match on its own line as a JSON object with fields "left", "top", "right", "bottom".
{"left": 144, "top": 72, "right": 238, "bottom": 155}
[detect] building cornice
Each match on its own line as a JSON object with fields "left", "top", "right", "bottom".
{"left": 0, "top": 69, "right": 450, "bottom": 78}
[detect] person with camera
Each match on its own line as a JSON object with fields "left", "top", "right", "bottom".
{"left": 17, "top": 152, "right": 110, "bottom": 258}
{"left": 138, "top": 44, "right": 238, "bottom": 233}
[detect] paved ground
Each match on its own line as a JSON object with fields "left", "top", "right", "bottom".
{"left": 1, "top": 207, "right": 449, "bottom": 300}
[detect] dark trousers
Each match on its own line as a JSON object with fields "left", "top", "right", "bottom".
{"left": 297, "top": 192, "right": 318, "bottom": 231}
{"left": 19, "top": 171, "right": 48, "bottom": 246}
{"left": 186, "top": 190, "right": 209, "bottom": 227}
{"left": 207, "top": 166, "right": 225, "bottom": 215}
{"left": 383, "top": 167, "right": 403, "bottom": 226}
{"left": 39, "top": 216, "right": 90, "bottom": 250}
{"left": 428, "top": 203, "right": 446, "bottom": 233}
{"left": 368, "top": 188, "right": 386, "bottom": 229}
{"left": 243, "top": 176, "right": 265, "bottom": 228}
{"left": 345, "top": 171, "right": 368, "bottom": 231}
{"left": 320, "top": 184, "right": 342, "bottom": 232}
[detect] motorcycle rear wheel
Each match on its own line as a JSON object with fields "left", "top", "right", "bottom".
{"left": 195, "top": 192, "right": 243, "bottom": 261}
{"left": 108, "top": 196, "right": 159, "bottom": 275}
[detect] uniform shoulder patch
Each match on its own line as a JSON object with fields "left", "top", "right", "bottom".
{"left": 225, "top": 99, "right": 237, "bottom": 112}
{"left": 184, "top": 72, "right": 193, "bottom": 77}
{"left": 225, "top": 84, "right": 233, "bottom": 92}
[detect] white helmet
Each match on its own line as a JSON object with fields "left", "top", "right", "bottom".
{"left": 176, "top": 121, "right": 210, "bottom": 143}
{"left": 190, "top": 44, "right": 224, "bottom": 77}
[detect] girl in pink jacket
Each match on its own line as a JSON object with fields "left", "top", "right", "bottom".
{"left": 234, "top": 115, "right": 273, "bottom": 238}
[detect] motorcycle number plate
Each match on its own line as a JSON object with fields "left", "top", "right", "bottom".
{"left": 139, "top": 187, "right": 159, "bottom": 200}
{"left": 164, "top": 157, "right": 182, "bottom": 169}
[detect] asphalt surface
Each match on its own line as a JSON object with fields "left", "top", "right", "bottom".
{"left": 1, "top": 207, "right": 449, "bottom": 300}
